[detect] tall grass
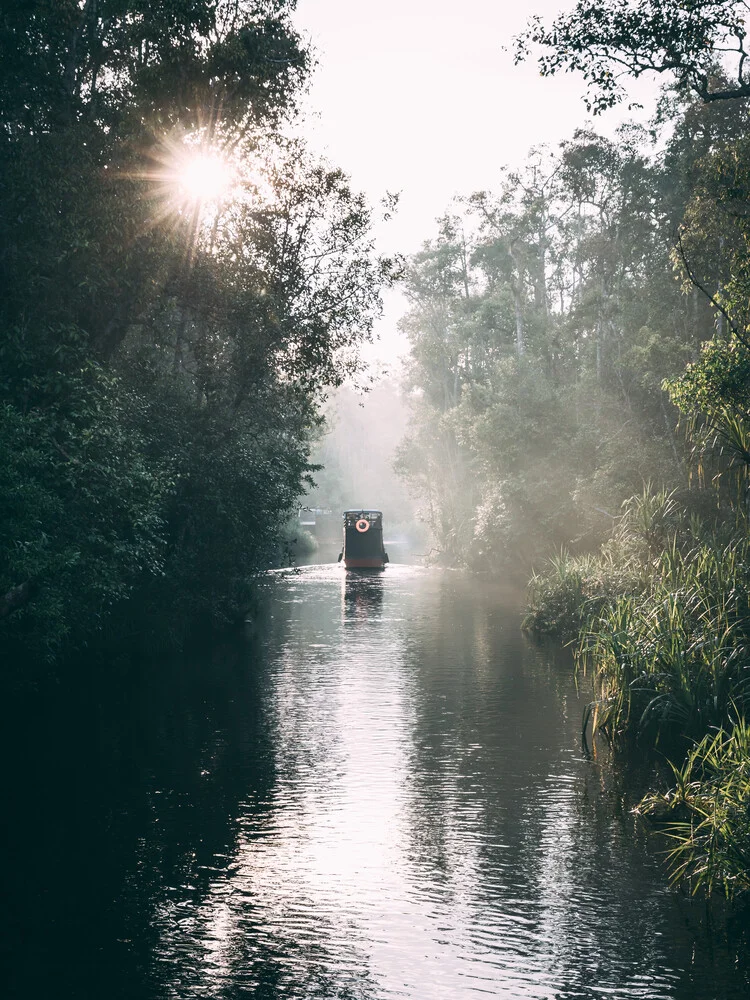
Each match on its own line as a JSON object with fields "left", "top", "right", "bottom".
{"left": 523, "top": 485, "right": 678, "bottom": 643}
{"left": 525, "top": 484, "right": 750, "bottom": 897}
{"left": 581, "top": 534, "right": 750, "bottom": 898}
{"left": 523, "top": 550, "right": 613, "bottom": 642}
{"left": 580, "top": 537, "right": 750, "bottom": 744}
{"left": 636, "top": 718, "right": 750, "bottom": 899}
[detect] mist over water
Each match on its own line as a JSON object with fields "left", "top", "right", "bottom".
{"left": 305, "top": 382, "right": 419, "bottom": 528}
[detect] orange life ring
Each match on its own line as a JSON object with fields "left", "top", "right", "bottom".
{"left": 355, "top": 518, "right": 370, "bottom": 533}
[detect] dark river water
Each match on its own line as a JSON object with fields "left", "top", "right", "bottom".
{"left": 4, "top": 565, "right": 749, "bottom": 999}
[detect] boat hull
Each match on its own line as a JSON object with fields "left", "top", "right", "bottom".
{"left": 344, "top": 557, "right": 386, "bottom": 569}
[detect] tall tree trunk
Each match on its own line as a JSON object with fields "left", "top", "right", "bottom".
{"left": 595, "top": 274, "right": 606, "bottom": 381}
{"left": 509, "top": 241, "right": 525, "bottom": 357}
{"left": 716, "top": 236, "right": 726, "bottom": 339}
{"left": 535, "top": 215, "right": 549, "bottom": 323}
{"left": 513, "top": 279, "right": 525, "bottom": 357}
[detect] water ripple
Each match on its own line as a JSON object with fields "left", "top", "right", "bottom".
{"left": 135, "top": 569, "right": 750, "bottom": 998}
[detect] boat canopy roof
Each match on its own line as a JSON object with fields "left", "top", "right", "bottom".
{"left": 343, "top": 509, "right": 382, "bottom": 516}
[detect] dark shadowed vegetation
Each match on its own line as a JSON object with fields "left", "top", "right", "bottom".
{"left": 0, "top": 1, "right": 395, "bottom": 665}
{"left": 515, "top": 0, "right": 750, "bottom": 113}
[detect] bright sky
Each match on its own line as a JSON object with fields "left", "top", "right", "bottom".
{"left": 292, "top": 1, "right": 659, "bottom": 362}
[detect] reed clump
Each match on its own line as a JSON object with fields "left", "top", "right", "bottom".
{"left": 584, "top": 535, "right": 750, "bottom": 898}
{"left": 523, "top": 550, "right": 640, "bottom": 643}
{"left": 636, "top": 719, "right": 750, "bottom": 899}
{"left": 580, "top": 536, "right": 750, "bottom": 744}
{"left": 524, "top": 485, "right": 679, "bottom": 644}
{"left": 525, "top": 484, "right": 750, "bottom": 898}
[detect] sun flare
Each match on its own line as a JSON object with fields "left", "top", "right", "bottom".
{"left": 177, "top": 150, "right": 235, "bottom": 204}
{"left": 139, "top": 131, "right": 252, "bottom": 241}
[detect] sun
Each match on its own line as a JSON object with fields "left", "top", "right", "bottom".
{"left": 135, "top": 131, "right": 246, "bottom": 244}
{"left": 176, "top": 150, "right": 235, "bottom": 205}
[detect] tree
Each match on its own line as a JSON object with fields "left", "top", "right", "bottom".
{"left": 0, "top": 3, "right": 394, "bottom": 660}
{"left": 396, "top": 123, "right": 710, "bottom": 572}
{"left": 666, "top": 133, "right": 750, "bottom": 503}
{"left": 515, "top": 1, "right": 750, "bottom": 113}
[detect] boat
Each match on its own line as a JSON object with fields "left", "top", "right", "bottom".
{"left": 337, "top": 509, "right": 389, "bottom": 569}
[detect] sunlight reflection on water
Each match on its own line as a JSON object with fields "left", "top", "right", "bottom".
{"left": 144, "top": 566, "right": 746, "bottom": 999}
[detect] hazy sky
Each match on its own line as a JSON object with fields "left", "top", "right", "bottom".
{"left": 291, "top": 1, "right": 658, "bottom": 361}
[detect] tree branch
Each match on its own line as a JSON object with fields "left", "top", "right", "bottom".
{"left": 675, "top": 229, "right": 750, "bottom": 349}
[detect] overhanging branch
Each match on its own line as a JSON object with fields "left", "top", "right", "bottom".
{"left": 675, "top": 229, "right": 750, "bottom": 349}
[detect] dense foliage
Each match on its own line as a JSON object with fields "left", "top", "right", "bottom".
{"left": 396, "top": 95, "right": 746, "bottom": 575}
{"left": 515, "top": 0, "right": 750, "bottom": 112}
{"left": 0, "top": 1, "right": 393, "bottom": 661}
{"left": 638, "top": 718, "right": 750, "bottom": 899}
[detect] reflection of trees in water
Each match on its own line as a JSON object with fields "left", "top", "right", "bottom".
{"left": 4, "top": 637, "right": 279, "bottom": 1000}
{"left": 154, "top": 866, "right": 380, "bottom": 999}
{"left": 7, "top": 571, "right": 750, "bottom": 1000}
{"left": 395, "top": 574, "right": 750, "bottom": 998}
{"left": 397, "top": 575, "right": 563, "bottom": 977}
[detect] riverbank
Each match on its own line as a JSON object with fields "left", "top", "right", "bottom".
{"left": 524, "top": 486, "right": 750, "bottom": 900}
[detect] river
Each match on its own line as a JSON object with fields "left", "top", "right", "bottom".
{"left": 4, "top": 565, "right": 749, "bottom": 999}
